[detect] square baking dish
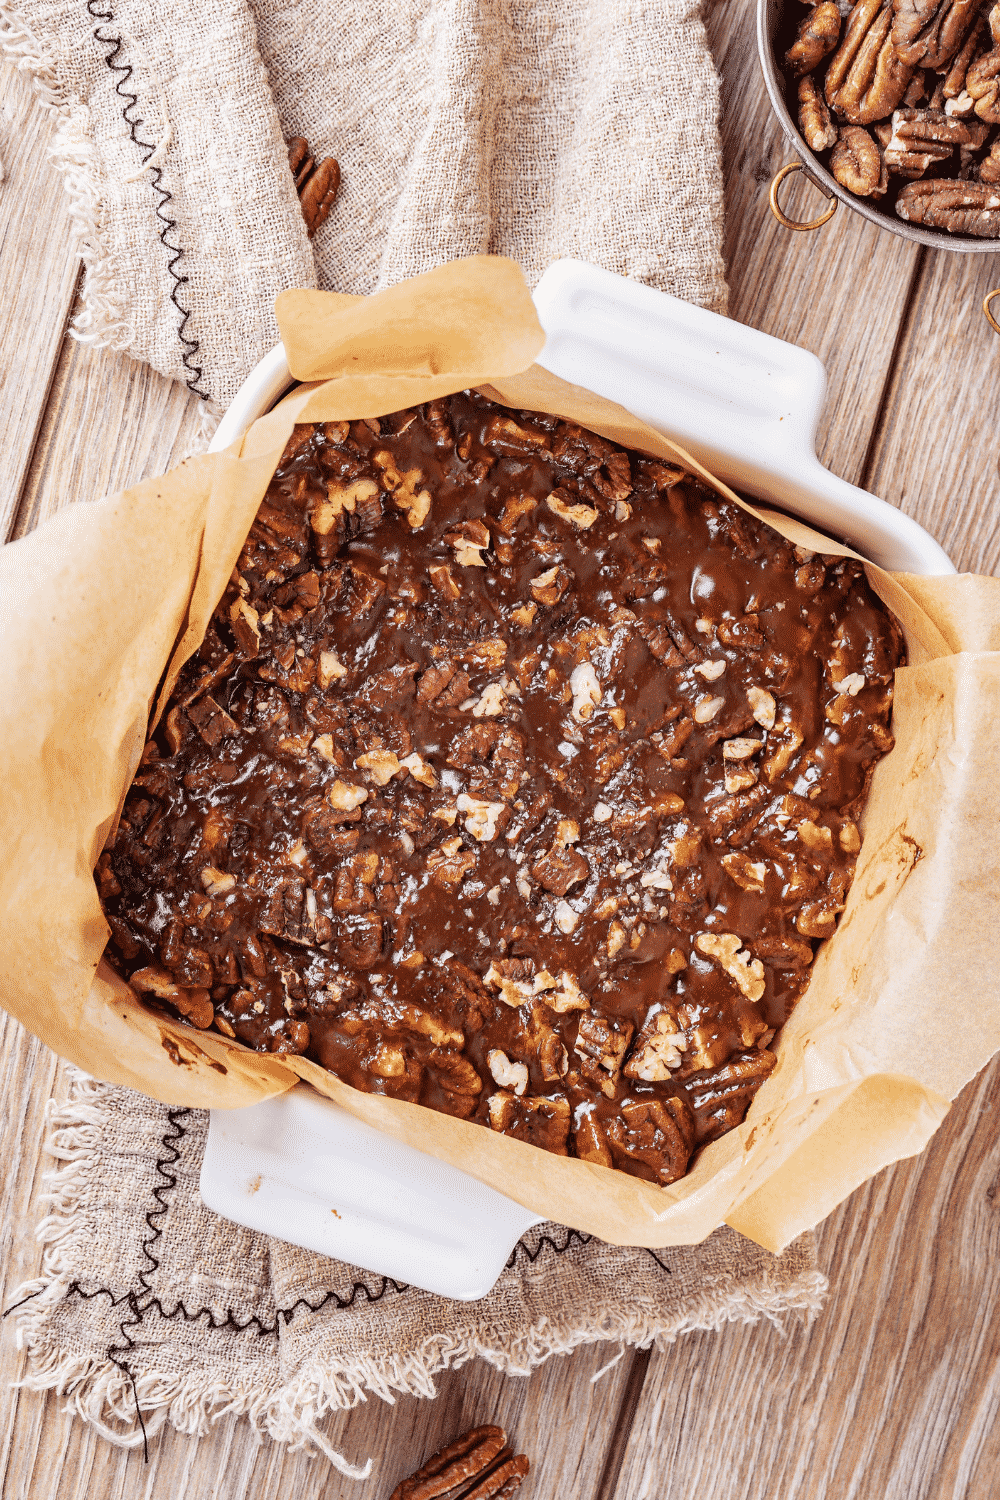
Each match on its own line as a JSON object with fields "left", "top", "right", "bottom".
{"left": 200, "top": 258, "right": 954, "bottom": 1300}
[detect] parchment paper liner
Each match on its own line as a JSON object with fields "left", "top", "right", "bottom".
{"left": 2, "top": 257, "right": 998, "bottom": 1252}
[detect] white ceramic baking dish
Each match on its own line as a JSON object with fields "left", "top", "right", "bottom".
{"left": 199, "top": 258, "right": 955, "bottom": 1301}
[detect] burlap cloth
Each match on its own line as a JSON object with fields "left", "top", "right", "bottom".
{"left": 0, "top": 1, "right": 803, "bottom": 1479}
{"left": 8, "top": 1074, "right": 825, "bottom": 1477}
{"left": 0, "top": 0, "right": 728, "bottom": 413}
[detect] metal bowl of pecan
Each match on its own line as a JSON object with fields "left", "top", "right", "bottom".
{"left": 758, "top": 0, "right": 1000, "bottom": 248}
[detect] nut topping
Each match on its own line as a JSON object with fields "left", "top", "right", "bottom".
{"left": 103, "top": 392, "right": 902, "bottom": 1187}
{"left": 695, "top": 932, "right": 766, "bottom": 1002}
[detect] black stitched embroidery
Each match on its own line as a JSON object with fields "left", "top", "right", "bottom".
{"left": 7, "top": 1099, "right": 675, "bottom": 1459}
{"left": 95, "top": 1105, "right": 419, "bottom": 1456}
{"left": 504, "top": 1226, "right": 593, "bottom": 1269}
{"left": 642, "top": 1249, "right": 673, "bottom": 1274}
{"left": 85, "top": 2, "right": 210, "bottom": 400}
{"left": 105, "top": 1104, "right": 187, "bottom": 1460}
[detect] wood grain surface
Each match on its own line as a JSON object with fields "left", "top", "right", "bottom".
{"left": 1, "top": 0, "right": 998, "bottom": 1492}
{"left": 0, "top": 65, "right": 78, "bottom": 544}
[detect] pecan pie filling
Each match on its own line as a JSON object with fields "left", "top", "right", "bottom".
{"left": 99, "top": 392, "right": 904, "bottom": 1186}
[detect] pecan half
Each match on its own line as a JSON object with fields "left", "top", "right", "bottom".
{"left": 980, "top": 139, "right": 1000, "bottom": 180}
{"left": 786, "top": 1, "right": 842, "bottom": 75}
{"left": 287, "top": 136, "right": 314, "bottom": 190}
{"left": 942, "top": 16, "right": 987, "bottom": 97}
{"left": 604, "top": 1096, "right": 696, "bottom": 1185}
{"left": 288, "top": 137, "right": 341, "bottom": 238}
{"left": 799, "top": 74, "right": 839, "bottom": 149}
{"left": 388, "top": 1424, "right": 530, "bottom": 1500}
{"left": 827, "top": 0, "right": 915, "bottom": 123}
{"left": 301, "top": 158, "right": 340, "bottom": 238}
{"left": 830, "top": 125, "right": 889, "bottom": 194}
{"left": 967, "top": 47, "right": 1000, "bottom": 122}
{"left": 896, "top": 176, "right": 1000, "bottom": 233}
{"left": 892, "top": 0, "right": 981, "bottom": 69}
{"left": 883, "top": 104, "right": 972, "bottom": 175}
{"left": 689, "top": 1049, "right": 777, "bottom": 1144}
{"left": 487, "top": 1091, "right": 571, "bottom": 1153}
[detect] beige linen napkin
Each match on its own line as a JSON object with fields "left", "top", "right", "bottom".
{"left": 1, "top": 0, "right": 727, "bottom": 411}
{"left": 9, "top": 1072, "right": 824, "bottom": 1479}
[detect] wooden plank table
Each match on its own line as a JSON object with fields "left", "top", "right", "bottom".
{"left": 2, "top": 2, "right": 999, "bottom": 1492}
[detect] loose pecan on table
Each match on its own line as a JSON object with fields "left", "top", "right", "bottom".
{"left": 388, "top": 1424, "right": 530, "bottom": 1500}
{"left": 287, "top": 136, "right": 341, "bottom": 238}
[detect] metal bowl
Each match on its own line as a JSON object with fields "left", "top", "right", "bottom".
{"left": 757, "top": 0, "right": 1000, "bottom": 253}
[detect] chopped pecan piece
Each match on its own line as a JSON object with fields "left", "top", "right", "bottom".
{"left": 484, "top": 956, "right": 538, "bottom": 1007}
{"left": 695, "top": 932, "right": 766, "bottom": 1001}
{"left": 574, "top": 1113, "right": 613, "bottom": 1167}
{"left": 335, "top": 912, "right": 385, "bottom": 968}
{"left": 625, "top": 1009, "right": 687, "bottom": 1081}
{"left": 428, "top": 1051, "right": 483, "bottom": 1118}
{"left": 786, "top": 2, "right": 842, "bottom": 75}
{"left": 260, "top": 876, "right": 330, "bottom": 946}
{"left": 331, "top": 850, "right": 379, "bottom": 912}
{"left": 488, "top": 1049, "right": 529, "bottom": 1095}
{"left": 187, "top": 696, "right": 239, "bottom": 746}
{"left": 487, "top": 1092, "right": 571, "bottom": 1154}
{"left": 427, "top": 835, "right": 477, "bottom": 888}
{"left": 690, "top": 1050, "right": 777, "bottom": 1144}
{"left": 530, "top": 820, "right": 589, "bottom": 896}
{"left": 129, "top": 968, "right": 214, "bottom": 1029}
{"left": 444, "top": 519, "right": 491, "bottom": 566}
{"left": 521, "top": 1004, "right": 569, "bottom": 1081}
{"left": 529, "top": 563, "right": 572, "bottom": 607}
{"left": 604, "top": 1097, "right": 696, "bottom": 1185}
{"left": 483, "top": 414, "right": 551, "bottom": 456}
{"left": 429, "top": 563, "right": 461, "bottom": 600}
{"left": 574, "top": 1013, "right": 634, "bottom": 1096}
{"left": 547, "top": 492, "right": 598, "bottom": 529}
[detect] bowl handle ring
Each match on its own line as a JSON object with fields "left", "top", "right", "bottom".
{"left": 769, "top": 161, "right": 837, "bottom": 232}
{"left": 984, "top": 289, "right": 1000, "bottom": 337}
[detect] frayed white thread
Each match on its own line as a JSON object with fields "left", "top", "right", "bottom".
{"left": 9, "top": 1072, "right": 827, "bottom": 1483}
{"left": 0, "top": 3, "right": 132, "bottom": 350}
{"left": 590, "top": 1346, "right": 626, "bottom": 1384}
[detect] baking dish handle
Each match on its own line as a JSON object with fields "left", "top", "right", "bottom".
{"left": 769, "top": 162, "right": 837, "bottom": 232}
{"left": 984, "top": 289, "right": 1000, "bottom": 336}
